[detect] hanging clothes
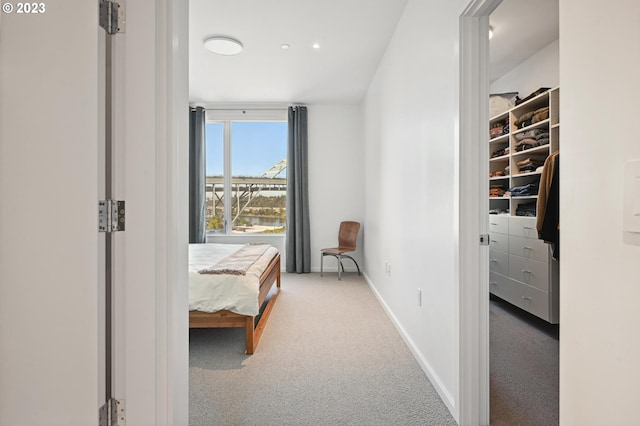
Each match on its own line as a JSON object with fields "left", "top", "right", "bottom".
{"left": 536, "top": 151, "right": 559, "bottom": 259}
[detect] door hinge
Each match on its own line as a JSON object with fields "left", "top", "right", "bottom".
{"left": 99, "top": 200, "right": 125, "bottom": 233}
{"left": 99, "top": 0, "right": 126, "bottom": 35}
{"left": 480, "top": 234, "right": 490, "bottom": 246}
{"left": 99, "top": 398, "right": 126, "bottom": 426}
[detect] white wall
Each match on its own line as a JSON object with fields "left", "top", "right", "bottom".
{"left": 362, "top": 0, "right": 468, "bottom": 419}
{"left": 308, "top": 105, "right": 364, "bottom": 273}
{"left": 560, "top": 1, "right": 640, "bottom": 424}
{"left": 0, "top": 2, "right": 100, "bottom": 424}
{"left": 490, "top": 39, "right": 559, "bottom": 98}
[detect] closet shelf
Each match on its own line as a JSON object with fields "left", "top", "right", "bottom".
{"left": 513, "top": 171, "right": 542, "bottom": 178}
{"left": 487, "top": 87, "right": 560, "bottom": 324}
{"left": 490, "top": 154, "right": 510, "bottom": 162}
{"left": 513, "top": 118, "right": 550, "bottom": 134}
{"left": 511, "top": 145, "right": 549, "bottom": 157}
{"left": 490, "top": 134, "right": 509, "bottom": 144}
{"left": 489, "top": 111, "right": 509, "bottom": 122}
{"left": 511, "top": 89, "right": 551, "bottom": 113}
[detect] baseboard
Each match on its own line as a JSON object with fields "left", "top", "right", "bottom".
{"left": 310, "top": 267, "right": 360, "bottom": 274}
{"left": 362, "top": 272, "right": 457, "bottom": 417}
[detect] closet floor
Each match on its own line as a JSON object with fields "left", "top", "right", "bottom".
{"left": 490, "top": 295, "right": 559, "bottom": 426}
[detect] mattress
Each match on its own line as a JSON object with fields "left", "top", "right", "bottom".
{"left": 188, "top": 243, "right": 279, "bottom": 316}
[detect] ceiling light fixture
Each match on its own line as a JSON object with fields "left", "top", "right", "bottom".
{"left": 312, "top": 43, "right": 320, "bottom": 49}
{"left": 281, "top": 44, "right": 290, "bottom": 50}
{"left": 204, "top": 36, "right": 243, "bottom": 56}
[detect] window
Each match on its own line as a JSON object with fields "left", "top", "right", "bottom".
{"left": 205, "top": 110, "right": 287, "bottom": 236}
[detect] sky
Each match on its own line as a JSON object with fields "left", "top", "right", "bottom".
{"left": 205, "top": 122, "right": 287, "bottom": 177}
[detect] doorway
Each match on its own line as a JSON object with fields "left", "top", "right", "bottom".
{"left": 459, "top": 0, "right": 560, "bottom": 424}
{"left": 487, "top": 1, "right": 560, "bottom": 423}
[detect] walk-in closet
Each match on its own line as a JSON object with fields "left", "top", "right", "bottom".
{"left": 488, "top": 1, "right": 559, "bottom": 424}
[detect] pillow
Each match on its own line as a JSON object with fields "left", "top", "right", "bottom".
{"left": 489, "top": 92, "right": 518, "bottom": 117}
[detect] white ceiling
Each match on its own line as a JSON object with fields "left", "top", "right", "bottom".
{"left": 189, "top": 0, "right": 559, "bottom": 105}
{"left": 189, "top": 0, "right": 409, "bottom": 105}
{"left": 489, "top": 0, "right": 559, "bottom": 83}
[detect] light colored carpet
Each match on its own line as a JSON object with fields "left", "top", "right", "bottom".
{"left": 189, "top": 272, "right": 456, "bottom": 426}
{"left": 490, "top": 295, "right": 559, "bottom": 426}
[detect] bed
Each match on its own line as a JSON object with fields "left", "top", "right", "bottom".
{"left": 188, "top": 243, "right": 281, "bottom": 354}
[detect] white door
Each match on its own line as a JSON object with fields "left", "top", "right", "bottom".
{"left": 459, "top": 0, "right": 503, "bottom": 425}
{"left": 0, "top": 0, "right": 189, "bottom": 424}
{"left": 0, "top": 1, "right": 101, "bottom": 424}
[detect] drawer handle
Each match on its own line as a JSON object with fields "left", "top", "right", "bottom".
{"left": 491, "top": 239, "right": 498, "bottom": 243}
{"left": 490, "top": 222, "right": 498, "bottom": 226}
{"left": 490, "top": 259, "right": 498, "bottom": 263}
{"left": 522, "top": 246, "right": 532, "bottom": 251}
{"left": 490, "top": 281, "right": 497, "bottom": 286}
{"left": 522, "top": 269, "right": 532, "bottom": 274}
{"left": 521, "top": 296, "right": 532, "bottom": 301}
{"left": 523, "top": 226, "right": 532, "bottom": 230}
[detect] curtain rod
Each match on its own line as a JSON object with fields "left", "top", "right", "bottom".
{"left": 190, "top": 103, "right": 288, "bottom": 110}
{"left": 189, "top": 103, "right": 306, "bottom": 110}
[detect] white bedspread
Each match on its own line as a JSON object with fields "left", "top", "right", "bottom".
{"left": 189, "top": 243, "right": 279, "bottom": 316}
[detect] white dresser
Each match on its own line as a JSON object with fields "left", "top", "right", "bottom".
{"left": 489, "top": 215, "right": 559, "bottom": 323}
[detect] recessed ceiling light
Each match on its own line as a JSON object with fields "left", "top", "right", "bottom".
{"left": 312, "top": 43, "right": 320, "bottom": 49}
{"left": 204, "top": 36, "right": 243, "bottom": 55}
{"left": 281, "top": 44, "right": 290, "bottom": 50}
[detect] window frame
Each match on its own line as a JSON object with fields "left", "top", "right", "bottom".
{"left": 205, "top": 108, "right": 288, "bottom": 236}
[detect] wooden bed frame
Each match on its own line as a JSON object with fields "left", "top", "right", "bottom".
{"left": 188, "top": 252, "right": 281, "bottom": 354}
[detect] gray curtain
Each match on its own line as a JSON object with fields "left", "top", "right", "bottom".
{"left": 286, "top": 106, "right": 311, "bottom": 273}
{"left": 189, "top": 106, "right": 206, "bottom": 243}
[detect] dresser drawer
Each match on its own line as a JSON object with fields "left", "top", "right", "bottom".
{"left": 508, "top": 235, "right": 550, "bottom": 263}
{"left": 489, "top": 271, "right": 510, "bottom": 299}
{"left": 489, "top": 215, "right": 509, "bottom": 234}
{"left": 497, "top": 278, "right": 550, "bottom": 322}
{"left": 509, "top": 216, "right": 537, "bottom": 238}
{"left": 508, "top": 254, "right": 549, "bottom": 292}
{"left": 489, "top": 248, "right": 509, "bottom": 276}
{"left": 489, "top": 232, "right": 509, "bottom": 253}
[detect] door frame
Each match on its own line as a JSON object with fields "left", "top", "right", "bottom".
{"left": 111, "top": 0, "right": 189, "bottom": 423}
{"left": 458, "top": 0, "right": 502, "bottom": 424}
{"left": 146, "top": 0, "right": 501, "bottom": 422}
